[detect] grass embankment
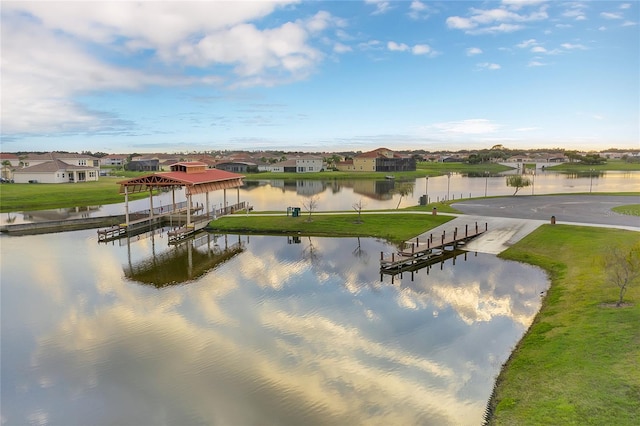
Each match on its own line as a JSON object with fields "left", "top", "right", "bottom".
{"left": 0, "top": 177, "right": 150, "bottom": 213}
{"left": 487, "top": 225, "right": 640, "bottom": 425}
{"left": 207, "top": 210, "right": 453, "bottom": 245}
{"left": 546, "top": 159, "right": 640, "bottom": 172}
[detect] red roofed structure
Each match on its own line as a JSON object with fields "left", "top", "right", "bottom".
{"left": 116, "top": 162, "right": 246, "bottom": 230}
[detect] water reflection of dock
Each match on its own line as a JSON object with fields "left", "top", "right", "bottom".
{"left": 124, "top": 233, "right": 247, "bottom": 287}
{"left": 380, "top": 223, "right": 487, "bottom": 278}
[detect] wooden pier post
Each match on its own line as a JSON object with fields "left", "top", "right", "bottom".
{"left": 465, "top": 224, "right": 468, "bottom": 237}
{"left": 415, "top": 237, "right": 419, "bottom": 247}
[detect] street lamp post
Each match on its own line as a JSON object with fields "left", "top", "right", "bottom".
{"left": 532, "top": 169, "right": 535, "bottom": 195}
{"left": 446, "top": 172, "right": 451, "bottom": 201}
{"left": 484, "top": 171, "right": 488, "bottom": 197}
{"left": 589, "top": 169, "right": 594, "bottom": 193}
{"left": 425, "top": 176, "right": 429, "bottom": 203}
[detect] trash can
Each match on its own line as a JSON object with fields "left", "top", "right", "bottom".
{"left": 432, "top": 207, "right": 437, "bottom": 216}
{"left": 550, "top": 215, "right": 556, "bottom": 225}
{"left": 419, "top": 195, "right": 427, "bottom": 206}
{"left": 292, "top": 207, "right": 300, "bottom": 217}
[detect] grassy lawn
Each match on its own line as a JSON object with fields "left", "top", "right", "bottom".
{"left": 546, "top": 159, "right": 640, "bottom": 172}
{"left": 612, "top": 204, "right": 640, "bottom": 217}
{"left": 488, "top": 225, "right": 640, "bottom": 425}
{"left": 207, "top": 211, "right": 453, "bottom": 245}
{"left": 0, "top": 177, "right": 150, "bottom": 212}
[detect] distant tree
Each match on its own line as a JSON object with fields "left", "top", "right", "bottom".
{"left": 506, "top": 175, "right": 531, "bottom": 195}
{"left": 603, "top": 243, "right": 640, "bottom": 307}
{"left": 302, "top": 195, "right": 319, "bottom": 222}
{"left": 581, "top": 154, "right": 606, "bottom": 165}
{"left": 393, "top": 182, "right": 414, "bottom": 209}
{"left": 352, "top": 199, "right": 366, "bottom": 223}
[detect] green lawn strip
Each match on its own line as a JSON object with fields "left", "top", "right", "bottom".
{"left": 546, "top": 159, "right": 640, "bottom": 172}
{"left": 612, "top": 204, "right": 640, "bottom": 217}
{"left": 488, "top": 225, "right": 640, "bottom": 425}
{"left": 0, "top": 178, "right": 149, "bottom": 212}
{"left": 207, "top": 212, "right": 453, "bottom": 245}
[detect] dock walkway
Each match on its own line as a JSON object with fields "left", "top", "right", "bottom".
{"left": 380, "top": 221, "right": 487, "bottom": 274}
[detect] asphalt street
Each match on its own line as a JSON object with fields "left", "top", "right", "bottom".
{"left": 452, "top": 195, "right": 640, "bottom": 229}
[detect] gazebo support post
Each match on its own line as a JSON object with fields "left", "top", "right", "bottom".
{"left": 124, "top": 186, "right": 130, "bottom": 227}
{"left": 149, "top": 187, "right": 154, "bottom": 219}
{"left": 187, "top": 192, "right": 192, "bottom": 227}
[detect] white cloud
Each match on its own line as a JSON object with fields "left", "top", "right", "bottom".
{"left": 477, "top": 62, "right": 501, "bottom": 70}
{"left": 446, "top": 4, "right": 548, "bottom": 34}
{"left": 600, "top": 12, "right": 623, "bottom": 20}
{"left": 333, "top": 42, "right": 352, "bottom": 53}
{"left": 561, "top": 43, "right": 587, "bottom": 50}
{"left": 531, "top": 46, "right": 547, "bottom": 53}
{"left": 620, "top": 3, "right": 632, "bottom": 9}
{"left": 466, "top": 47, "right": 483, "bottom": 56}
{"left": 502, "top": 0, "right": 548, "bottom": 10}
{"left": 412, "top": 44, "right": 432, "bottom": 55}
{"left": 387, "top": 41, "right": 409, "bottom": 52}
{"left": 622, "top": 21, "right": 637, "bottom": 27}
{"left": 408, "top": 0, "right": 432, "bottom": 20}
{"left": 432, "top": 119, "right": 501, "bottom": 134}
{"left": 527, "top": 60, "right": 546, "bottom": 67}
{"left": 517, "top": 38, "right": 538, "bottom": 48}
{"left": 365, "top": 0, "right": 392, "bottom": 15}
{"left": 446, "top": 16, "right": 475, "bottom": 30}
{"left": 1, "top": 1, "right": 339, "bottom": 134}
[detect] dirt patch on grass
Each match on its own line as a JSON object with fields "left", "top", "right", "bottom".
{"left": 599, "top": 302, "right": 634, "bottom": 308}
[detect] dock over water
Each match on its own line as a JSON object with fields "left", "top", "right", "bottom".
{"left": 380, "top": 222, "right": 487, "bottom": 275}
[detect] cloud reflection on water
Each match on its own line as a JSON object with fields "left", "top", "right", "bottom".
{"left": 1, "top": 231, "right": 548, "bottom": 425}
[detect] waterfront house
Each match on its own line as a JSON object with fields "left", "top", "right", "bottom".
{"left": 12, "top": 152, "right": 100, "bottom": 183}
{"left": 336, "top": 148, "right": 416, "bottom": 172}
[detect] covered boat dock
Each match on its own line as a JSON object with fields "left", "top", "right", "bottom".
{"left": 102, "top": 162, "right": 247, "bottom": 242}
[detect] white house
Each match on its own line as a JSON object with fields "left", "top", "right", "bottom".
{"left": 265, "top": 156, "right": 325, "bottom": 173}
{"left": 13, "top": 153, "right": 100, "bottom": 183}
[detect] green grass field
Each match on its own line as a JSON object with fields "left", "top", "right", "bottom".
{"left": 0, "top": 177, "right": 150, "bottom": 212}
{"left": 207, "top": 211, "right": 453, "bottom": 245}
{"left": 488, "top": 225, "right": 640, "bottom": 425}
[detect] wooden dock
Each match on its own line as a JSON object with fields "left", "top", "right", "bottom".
{"left": 380, "top": 222, "right": 487, "bottom": 275}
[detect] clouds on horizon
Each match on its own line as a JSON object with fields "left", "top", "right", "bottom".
{"left": 1, "top": 1, "right": 637, "bottom": 152}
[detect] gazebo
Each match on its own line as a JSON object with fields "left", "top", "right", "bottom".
{"left": 117, "top": 162, "right": 246, "bottom": 230}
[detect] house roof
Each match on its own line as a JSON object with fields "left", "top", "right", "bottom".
{"left": 118, "top": 168, "right": 245, "bottom": 195}
{"left": 25, "top": 152, "right": 97, "bottom": 161}
{"left": 0, "top": 153, "right": 19, "bottom": 160}
{"left": 14, "top": 159, "right": 95, "bottom": 173}
{"left": 356, "top": 148, "right": 395, "bottom": 159}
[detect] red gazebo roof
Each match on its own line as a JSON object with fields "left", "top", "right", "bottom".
{"left": 118, "top": 168, "right": 245, "bottom": 195}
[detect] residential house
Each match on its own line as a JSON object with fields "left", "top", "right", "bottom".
{"left": 215, "top": 161, "right": 258, "bottom": 173}
{"left": 1, "top": 153, "right": 20, "bottom": 180}
{"left": 100, "top": 154, "right": 128, "bottom": 167}
{"left": 337, "top": 148, "right": 415, "bottom": 172}
{"left": 264, "top": 156, "right": 325, "bottom": 173}
{"left": 13, "top": 152, "right": 100, "bottom": 183}
{"left": 126, "top": 160, "right": 160, "bottom": 172}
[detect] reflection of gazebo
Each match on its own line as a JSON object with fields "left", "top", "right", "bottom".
{"left": 117, "top": 162, "right": 246, "bottom": 233}
{"left": 125, "top": 233, "right": 246, "bottom": 286}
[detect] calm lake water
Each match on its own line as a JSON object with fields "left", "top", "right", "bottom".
{"left": 5, "top": 171, "right": 639, "bottom": 224}
{"left": 1, "top": 228, "right": 548, "bottom": 425}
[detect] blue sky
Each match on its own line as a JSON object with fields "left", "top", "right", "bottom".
{"left": 1, "top": 1, "right": 638, "bottom": 153}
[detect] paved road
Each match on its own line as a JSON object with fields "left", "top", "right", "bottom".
{"left": 452, "top": 195, "right": 640, "bottom": 229}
